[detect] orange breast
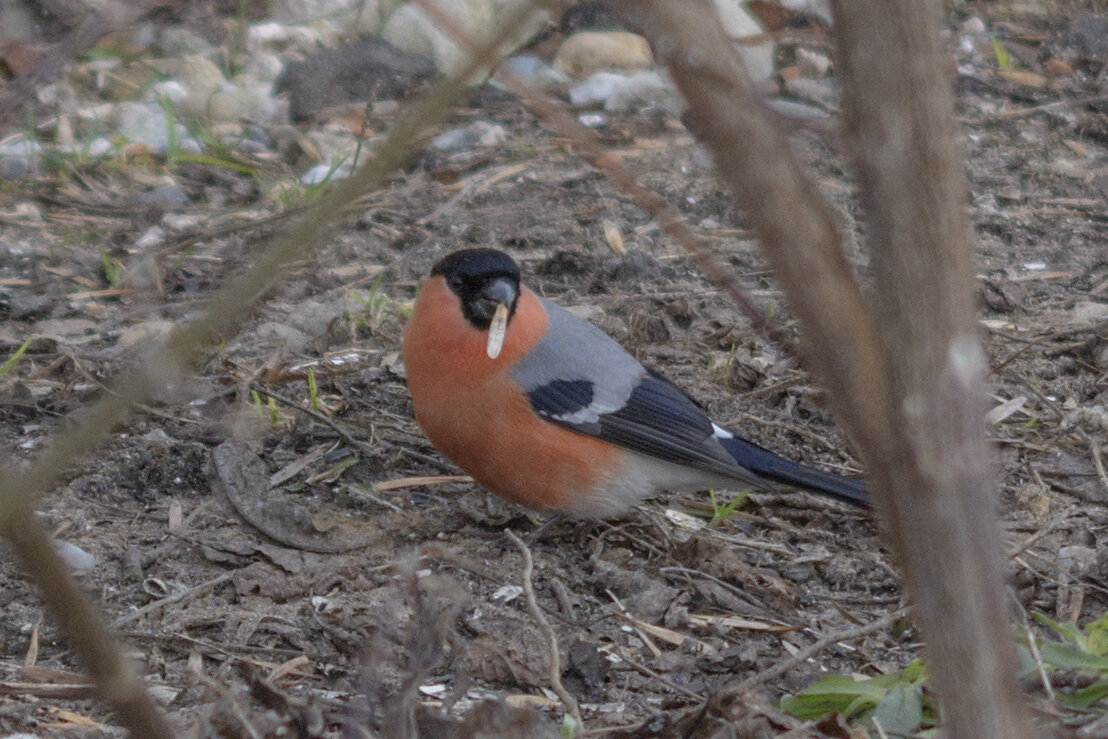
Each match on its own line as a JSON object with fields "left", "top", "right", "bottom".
{"left": 401, "top": 277, "right": 622, "bottom": 511}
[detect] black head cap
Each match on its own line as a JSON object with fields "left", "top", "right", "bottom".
{"left": 431, "top": 249, "right": 522, "bottom": 329}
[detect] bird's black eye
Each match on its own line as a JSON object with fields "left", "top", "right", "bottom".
{"left": 448, "top": 275, "right": 465, "bottom": 291}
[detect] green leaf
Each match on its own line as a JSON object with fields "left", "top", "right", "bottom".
{"left": 708, "top": 488, "right": 749, "bottom": 525}
{"left": 1038, "top": 641, "right": 1108, "bottom": 672}
{"left": 872, "top": 682, "right": 924, "bottom": 735}
{"left": 559, "top": 712, "right": 579, "bottom": 738}
{"left": 781, "top": 661, "right": 936, "bottom": 725}
{"left": 899, "top": 658, "right": 929, "bottom": 685}
{"left": 168, "top": 151, "right": 259, "bottom": 175}
{"left": 991, "top": 38, "right": 1011, "bottom": 69}
{"left": 780, "top": 692, "right": 849, "bottom": 720}
{"left": 1032, "top": 611, "right": 1084, "bottom": 646}
{"left": 1014, "top": 644, "right": 1038, "bottom": 676}
{"left": 1082, "top": 613, "right": 1108, "bottom": 656}
{"left": 1064, "top": 678, "right": 1108, "bottom": 709}
{"left": 0, "top": 336, "right": 32, "bottom": 377}
{"left": 780, "top": 674, "right": 886, "bottom": 719}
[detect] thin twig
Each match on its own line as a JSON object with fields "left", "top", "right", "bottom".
{"left": 112, "top": 574, "right": 232, "bottom": 628}
{"left": 1007, "top": 505, "right": 1077, "bottom": 560}
{"left": 248, "top": 382, "right": 366, "bottom": 452}
{"left": 1079, "top": 429, "right": 1108, "bottom": 499}
{"left": 1025, "top": 626, "right": 1055, "bottom": 701}
{"left": 607, "top": 645, "right": 705, "bottom": 701}
{"left": 727, "top": 606, "right": 908, "bottom": 694}
{"left": 604, "top": 589, "right": 662, "bottom": 657}
{"left": 0, "top": 4, "right": 546, "bottom": 733}
{"left": 192, "top": 671, "right": 263, "bottom": 739}
{"left": 505, "top": 529, "right": 582, "bottom": 729}
{"left": 659, "top": 566, "right": 777, "bottom": 618}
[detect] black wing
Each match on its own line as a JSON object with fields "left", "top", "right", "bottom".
{"left": 527, "top": 368, "right": 740, "bottom": 476}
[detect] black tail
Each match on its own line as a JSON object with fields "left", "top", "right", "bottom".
{"left": 718, "top": 435, "right": 869, "bottom": 507}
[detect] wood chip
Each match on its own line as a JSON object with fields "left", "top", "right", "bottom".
{"left": 373, "top": 474, "right": 471, "bottom": 491}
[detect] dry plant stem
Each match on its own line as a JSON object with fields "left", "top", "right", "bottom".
{"left": 833, "top": 0, "right": 1030, "bottom": 734}
{"left": 730, "top": 607, "right": 908, "bottom": 695}
{"left": 505, "top": 530, "right": 582, "bottom": 728}
{"left": 1079, "top": 429, "right": 1108, "bottom": 498}
{"left": 0, "top": 0, "right": 541, "bottom": 525}
{"left": 1024, "top": 626, "right": 1055, "bottom": 701}
{"left": 614, "top": 1, "right": 1029, "bottom": 735}
{"left": 0, "top": 2, "right": 543, "bottom": 731}
{"left": 0, "top": 505, "right": 174, "bottom": 738}
{"left": 112, "top": 573, "right": 233, "bottom": 629}
{"left": 612, "top": 0, "right": 890, "bottom": 462}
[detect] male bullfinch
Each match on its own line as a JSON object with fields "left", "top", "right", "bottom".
{"left": 401, "top": 248, "right": 867, "bottom": 517}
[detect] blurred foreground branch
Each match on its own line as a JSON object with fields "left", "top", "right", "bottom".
{"left": 1, "top": 506, "right": 173, "bottom": 738}
{"left": 0, "top": 1, "right": 544, "bottom": 732}
{"left": 613, "top": 0, "right": 1031, "bottom": 736}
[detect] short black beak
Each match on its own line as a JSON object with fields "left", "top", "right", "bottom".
{"left": 473, "top": 277, "right": 517, "bottom": 322}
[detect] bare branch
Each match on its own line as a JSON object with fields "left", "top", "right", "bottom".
{"left": 611, "top": 0, "right": 1032, "bottom": 735}
{"left": 1, "top": 506, "right": 175, "bottom": 738}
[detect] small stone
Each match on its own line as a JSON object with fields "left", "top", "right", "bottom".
{"left": 301, "top": 161, "right": 353, "bottom": 185}
{"left": 1064, "top": 14, "right": 1108, "bottom": 59}
{"left": 156, "top": 26, "right": 218, "bottom": 57}
{"left": 713, "top": 0, "right": 774, "bottom": 81}
{"left": 276, "top": 37, "right": 437, "bottom": 122}
{"left": 136, "top": 184, "right": 190, "bottom": 209}
{"left": 795, "top": 47, "right": 831, "bottom": 77}
{"left": 55, "top": 540, "right": 96, "bottom": 570}
{"left": 147, "top": 55, "right": 229, "bottom": 119}
{"left": 431, "top": 121, "right": 507, "bottom": 152}
{"left": 766, "top": 97, "right": 831, "bottom": 122}
{"left": 206, "top": 79, "right": 275, "bottom": 123}
{"left": 150, "top": 79, "right": 188, "bottom": 105}
{"left": 86, "top": 137, "right": 114, "bottom": 157}
{"left": 272, "top": 0, "right": 382, "bottom": 34}
{"left": 568, "top": 72, "right": 626, "bottom": 107}
{"left": 959, "top": 16, "right": 987, "bottom": 36}
{"left": 1058, "top": 545, "right": 1096, "bottom": 578}
{"left": 430, "top": 128, "right": 472, "bottom": 153}
{"left": 605, "top": 70, "right": 678, "bottom": 112}
{"left": 134, "top": 226, "right": 167, "bottom": 250}
{"left": 578, "top": 112, "right": 607, "bottom": 128}
{"left": 568, "top": 70, "right": 678, "bottom": 113}
{"left": 0, "top": 136, "right": 42, "bottom": 179}
{"left": 382, "top": 0, "right": 548, "bottom": 82}
{"left": 7, "top": 290, "right": 54, "bottom": 320}
{"left": 115, "top": 101, "right": 195, "bottom": 154}
{"left": 781, "top": 76, "right": 841, "bottom": 110}
{"left": 553, "top": 31, "right": 653, "bottom": 78}
{"left": 494, "top": 54, "right": 568, "bottom": 92}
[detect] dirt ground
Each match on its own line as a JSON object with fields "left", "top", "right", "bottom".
{"left": 1, "top": 3, "right": 1107, "bottom": 737}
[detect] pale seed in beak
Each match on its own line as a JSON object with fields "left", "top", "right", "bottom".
{"left": 486, "top": 302, "right": 509, "bottom": 359}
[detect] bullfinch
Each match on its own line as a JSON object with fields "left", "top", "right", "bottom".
{"left": 401, "top": 248, "right": 867, "bottom": 517}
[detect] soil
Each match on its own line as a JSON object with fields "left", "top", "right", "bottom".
{"left": 1, "top": 3, "right": 1107, "bottom": 737}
